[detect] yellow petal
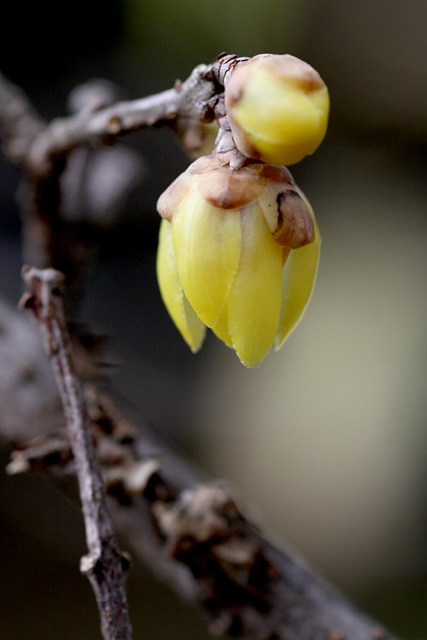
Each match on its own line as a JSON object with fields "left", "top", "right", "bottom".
{"left": 211, "top": 305, "right": 233, "bottom": 348}
{"left": 227, "top": 204, "right": 283, "bottom": 367}
{"left": 172, "top": 189, "right": 242, "bottom": 328}
{"left": 156, "top": 219, "right": 206, "bottom": 352}
{"left": 274, "top": 194, "right": 320, "bottom": 350}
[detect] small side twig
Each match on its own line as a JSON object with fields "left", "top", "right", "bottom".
{"left": 0, "top": 56, "right": 250, "bottom": 180}
{"left": 19, "top": 265, "right": 132, "bottom": 640}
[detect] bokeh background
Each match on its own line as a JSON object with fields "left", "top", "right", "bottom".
{"left": 1, "top": 1, "right": 426, "bottom": 638}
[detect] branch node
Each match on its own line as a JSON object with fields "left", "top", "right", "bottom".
{"left": 80, "top": 553, "right": 98, "bottom": 575}
{"left": 107, "top": 115, "right": 122, "bottom": 135}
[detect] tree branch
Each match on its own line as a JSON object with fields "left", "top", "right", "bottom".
{"left": 1, "top": 294, "right": 400, "bottom": 640}
{"left": 18, "top": 267, "right": 132, "bottom": 640}
{"left": 0, "top": 65, "right": 217, "bottom": 179}
{"left": 0, "top": 54, "right": 250, "bottom": 180}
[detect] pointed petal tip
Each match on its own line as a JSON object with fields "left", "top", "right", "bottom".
{"left": 236, "top": 350, "right": 269, "bottom": 368}
{"left": 231, "top": 337, "right": 275, "bottom": 367}
{"left": 187, "top": 327, "right": 206, "bottom": 354}
{"left": 273, "top": 328, "right": 295, "bottom": 352}
{"left": 238, "top": 356, "right": 264, "bottom": 369}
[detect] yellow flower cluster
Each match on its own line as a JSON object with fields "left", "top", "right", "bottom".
{"left": 156, "top": 53, "right": 328, "bottom": 367}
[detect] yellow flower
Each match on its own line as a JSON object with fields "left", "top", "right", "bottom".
{"left": 225, "top": 54, "right": 329, "bottom": 166}
{"left": 156, "top": 155, "right": 320, "bottom": 367}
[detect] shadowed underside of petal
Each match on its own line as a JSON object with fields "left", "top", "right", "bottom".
{"left": 227, "top": 205, "right": 283, "bottom": 367}
{"left": 274, "top": 198, "right": 320, "bottom": 350}
{"left": 172, "top": 190, "right": 242, "bottom": 328}
{"left": 157, "top": 219, "right": 206, "bottom": 352}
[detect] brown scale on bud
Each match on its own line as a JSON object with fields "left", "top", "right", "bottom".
{"left": 209, "top": 53, "right": 250, "bottom": 88}
{"left": 157, "top": 154, "right": 298, "bottom": 220}
{"left": 273, "top": 189, "right": 314, "bottom": 248}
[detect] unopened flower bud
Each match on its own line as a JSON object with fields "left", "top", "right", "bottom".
{"left": 225, "top": 54, "right": 329, "bottom": 166}
{"left": 156, "top": 155, "right": 320, "bottom": 367}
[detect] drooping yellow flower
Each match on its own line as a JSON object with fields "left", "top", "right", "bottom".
{"left": 156, "top": 155, "right": 320, "bottom": 367}
{"left": 225, "top": 54, "right": 329, "bottom": 166}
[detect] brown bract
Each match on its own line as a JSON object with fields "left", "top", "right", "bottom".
{"left": 157, "top": 170, "right": 193, "bottom": 221}
{"left": 156, "top": 154, "right": 312, "bottom": 249}
{"left": 157, "top": 154, "right": 296, "bottom": 219}
{"left": 274, "top": 189, "right": 314, "bottom": 248}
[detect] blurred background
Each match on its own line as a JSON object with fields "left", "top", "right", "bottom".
{"left": 1, "top": 0, "right": 426, "bottom": 638}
